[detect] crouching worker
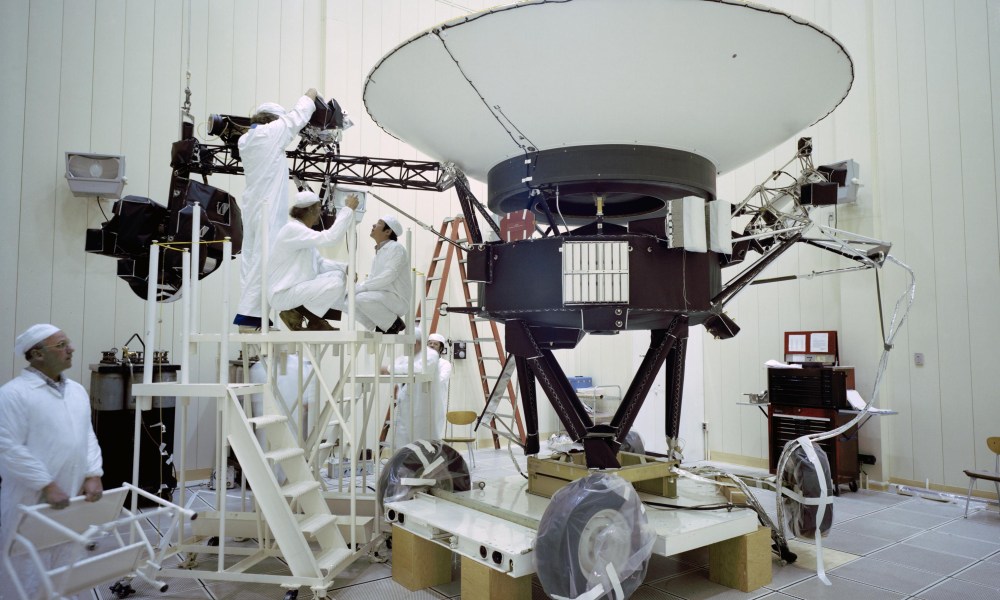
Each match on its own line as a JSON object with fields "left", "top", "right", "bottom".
{"left": 269, "top": 190, "right": 359, "bottom": 330}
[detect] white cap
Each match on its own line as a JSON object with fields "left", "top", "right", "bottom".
{"left": 292, "top": 190, "right": 321, "bottom": 208}
{"left": 254, "top": 102, "right": 286, "bottom": 118}
{"left": 429, "top": 333, "right": 447, "bottom": 344}
{"left": 381, "top": 214, "right": 403, "bottom": 237}
{"left": 15, "top": 324, "right": 60, "bottom": 356}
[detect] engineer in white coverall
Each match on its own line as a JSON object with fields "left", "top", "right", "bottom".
{"left": 354, "top": 215, "right": 411, "bottom": 334}
{"left": 269, "top": 190, "right": 359, "bottom": 330}
{"left": 233, "top": 88, "right": 318, "bottom": 331}
{"left": 0, "top": 324, "right": 104, "bottom": 599}
{"left": 381, "top": 328, "right": 441, "bottom": 447}
{"left": 426, "top": 333, "right": 453, "bottom": 438}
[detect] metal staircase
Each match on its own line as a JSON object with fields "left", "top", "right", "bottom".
{"left": 224, "top": 383, "right": 352, "bottom": 578}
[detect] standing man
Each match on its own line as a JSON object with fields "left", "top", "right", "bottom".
{"left": 0, "top": 324, "right": 104, "bottom": 597}
{"left": 355, "top": 215, "right": 411, "bottom": 334}
{"left": 233, "top": 88, "right": 318, "bottom": 332}
{"left": 381, "top": 327, "right": 440, "bottom": 447}
{"left": 269, "top": 190, "right": 359, "bottom": 330}
{"left": 427, "top": 333, "right": 453, "bottom": 437}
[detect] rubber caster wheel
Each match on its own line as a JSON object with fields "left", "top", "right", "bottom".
{"left": 849, "top": 480, "right": 859, "bottom": 492}
{"left": 377, "top": 439, "right": 470, "bottom": 514}
{"left": 283, "top": 591, "right": 298, "bottom": 600}
{"left": 207, "top": 536, "right": 219, "bottom": 547}
{"left": 535, "top": 472, "right": 655, "bottom": 600}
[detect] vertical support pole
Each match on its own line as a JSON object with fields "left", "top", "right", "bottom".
{"left": 347, "top": 216, "right": 356, "bottom": 332}
{"left": 190, "top": 207, "right": 201, "bottom": 333}
{"left": 134, "top": 242, "right": 161, "bottom": 516}
{"left": 178, "top": 249, "right": 191, "bottom": 536}
{"left": 217, "top": 238, "right": 232, "bottom": 572}
{"left": 261, "top": 202, "right": 270, "bottom": 334}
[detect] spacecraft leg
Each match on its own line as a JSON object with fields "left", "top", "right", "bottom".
{"left": 506, "top": 316, "right": 688, "bottom": 469}
{"left": 514, "top": 356, "right": 541, "bottom": 456}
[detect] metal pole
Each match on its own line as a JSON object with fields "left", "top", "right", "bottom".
{"left": 134, "top": 242, "right": 160, "bottom": 517}
{"left": 191, "top": 207, "right": 201, "bottom": 333}
{"left": 178, "top": 249, "right": 191, "bottom": 537}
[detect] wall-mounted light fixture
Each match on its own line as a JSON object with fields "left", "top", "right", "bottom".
{"left": 65, "top": 152, "right": 127, "bottom": 198}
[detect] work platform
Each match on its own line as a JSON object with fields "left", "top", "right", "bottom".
{"left": 386, "top": 467, "right": 762, "bottom": 597}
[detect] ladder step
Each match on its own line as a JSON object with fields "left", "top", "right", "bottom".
{"left": 482, "top": 375, "right": 499, "bottom": 380}
{"left": 459, "top": 259, "right": 468, "bottom": 264}
{"left": 432, "top": 256, "right": 447, "bottom": 262}
{"left": 280, "top": 480, "right": 321, "bottom": 500}
{"left": 264, "top": 447, "right": 305, "bottom": 462}
{"left": 471, "top": 337, "right": 496, "bottom": 343}
{"left": 427, "top": 276, "right": 443, "bottom": 282}
{"left": 318, "top": 441, "right": 337, "bottom": 450}
{"left": 317, "top": 546, "right": 354, "bottom": 574}
{"left": 248, "top": 415, "right": 288, "bottom": 428}
{"left": 299, "top": 514, "right": 338, "bottom": 536}
{"left": 478, "top": 356, "right": 501, "bottom": 362}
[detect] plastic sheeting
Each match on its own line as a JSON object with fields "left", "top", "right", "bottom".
{"left": 378, "top": 440, "right": 470, "bottom": 515}
{"left": 536, "top": 473, "right": 655, "bottom": 600}
{"left": 781, "top": 441, "right": 834, "bottom": 538}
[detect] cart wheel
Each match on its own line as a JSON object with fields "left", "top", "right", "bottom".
{"left": 776, "top": 542, "right": 798, "bottom": 564}
{"left": 283, "top": 590, "right": 298, "bottom": 600}
{"left": 536, "top": 473, "right": 655, "bottom": 600}
{"left": 207, "top": 536, "right": 219, "bottom": 547}
{"left": 849, "top": 480, "right": 859, "bottom": 492}
{"left": 377, "top": 440, "right": 470, "bottom": 514}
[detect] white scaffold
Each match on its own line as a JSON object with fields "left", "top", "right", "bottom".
{"left": 127, "top": 205, "right": 432, "bottom": 599}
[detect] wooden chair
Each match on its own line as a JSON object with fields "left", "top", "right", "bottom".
{"left": 964, "top": 436, "right": 1000, "bottom": 518}
{"left": 442, "top": 410, "right": 478, "bottom": 468}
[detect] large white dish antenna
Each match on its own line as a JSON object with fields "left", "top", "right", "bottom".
{"left": 364, "top": 0, "right": 853, "bottom": 183}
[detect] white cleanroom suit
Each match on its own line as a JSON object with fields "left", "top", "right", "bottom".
{"left": 268, "top": 205, "right": 356, "bottom": 316}
{"left": 355, "top": 239, "right": 411, "bottom": 331}
{"left": 388, "top": 348, "right": 441, "bottom": 448}
{"left": 434, "top": 356, "right": 452, "bottom": 439}
{"left": 0, "top": 369, "right": 103, "bottom": 598}
{"left": 235, "top": 94, "right": 316, "bottom": 322}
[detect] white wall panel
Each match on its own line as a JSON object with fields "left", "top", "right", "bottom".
{"left": 922, "top": 0, "right": 974, "bottom": 488}
{"left": 962, "top": 0, "right": 1000, "bottom": 485}
{"left": 16, "top": 1, "right": 63, "bottom": 356}
{"left": 1, "top": 0, "right": 30, "bottom": 377}
{"left": 52, "top": 0, "right": 97, "bottom": 380}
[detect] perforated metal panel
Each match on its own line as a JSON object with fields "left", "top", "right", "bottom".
{"left": 561, "top": 241, "right": 629, "bottom": 304}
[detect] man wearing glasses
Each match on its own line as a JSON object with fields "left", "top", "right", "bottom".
{"left": 0, "top": 324, "right": 104, "bottom": 597}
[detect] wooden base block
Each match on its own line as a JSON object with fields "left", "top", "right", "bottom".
{"left": 708, "top": 526, "right": 772, "bottom": 592}
{"left": 527, "top": 453, "right": 677, "bottom": 499}
{"left": 391, "top": 524, "right": 452, "bottom": 591}
{"left": 461, "top": 556, "right": 531, "bottom": 600}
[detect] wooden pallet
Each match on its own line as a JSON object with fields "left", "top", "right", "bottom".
{"left": 527, "top": 452, "right": 678, "bottom": 499}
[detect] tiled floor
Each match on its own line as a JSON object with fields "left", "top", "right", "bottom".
{"left": 70, "top": 449, "right": 1000, "bottom": 599}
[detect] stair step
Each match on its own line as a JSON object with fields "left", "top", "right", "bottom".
{"left": 227, "top": 383, "right": 266, "bottom": 396}
{"left": 264, "top": 447, "right": 305, "bottom": 462}
{"left": 318, "top": 441, "right": 337, "bottom": 450}
{"left": 248, "top": 415, "right": 288, "bottom": 428}
{"left": 280, "top": 480, "right": 321, "bottom": 500}
{"left": 317, "top": 546, "right": 354, "bottom": 574}
{"left": 299, "top": 514, "right": 338, "bottom": 536}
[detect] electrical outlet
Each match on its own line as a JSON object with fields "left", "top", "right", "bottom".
{"left": 702, "top": 422, "right": 708, "bottom": 432}
{"left": 914, "top": 352, "right": 924, "bottom": 366}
